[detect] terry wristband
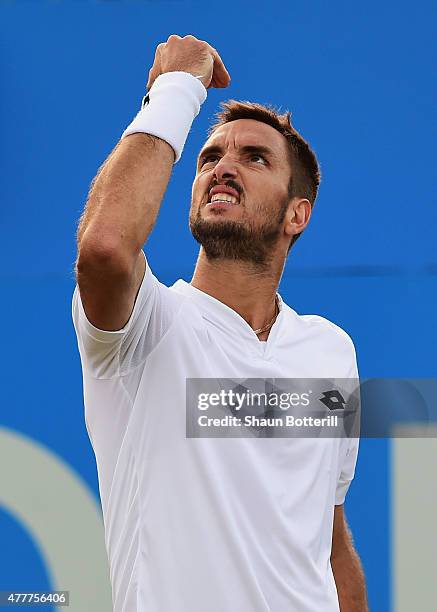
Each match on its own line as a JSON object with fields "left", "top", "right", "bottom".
{"left": 121, "top": 71, "right": 208, "bottom": 164}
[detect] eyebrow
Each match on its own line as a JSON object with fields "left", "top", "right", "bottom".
{"left": 197, "top": 144, "right": 277, "bottom": 166}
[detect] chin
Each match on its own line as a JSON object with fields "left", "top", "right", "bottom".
{"left": 201, "top": 207, "right": 243, "bottom": 223}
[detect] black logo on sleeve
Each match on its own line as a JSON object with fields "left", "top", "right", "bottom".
{"left": 319, "top": 390, "right": 346, "bottom": 411}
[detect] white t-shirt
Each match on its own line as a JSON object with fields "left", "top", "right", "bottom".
{"left": 72, "top": 255, "right": 359, "bottom": 612}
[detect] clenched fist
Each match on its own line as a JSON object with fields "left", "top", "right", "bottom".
{"left": 146, "top": 34, "right": 231, "bottom": 90}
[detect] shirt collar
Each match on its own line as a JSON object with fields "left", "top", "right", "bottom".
{"left": 171, "top": 279, "right": 284, "bottom": 347}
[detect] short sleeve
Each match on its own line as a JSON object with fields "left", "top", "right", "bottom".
{"left": 335, "top": 436, "right": 359, "bottom": 505}
{"left": 335, "top": 337, "right": 360, "bottom": 505}
{"left": 72, "top": 252, "right": 181, "bottom": 379}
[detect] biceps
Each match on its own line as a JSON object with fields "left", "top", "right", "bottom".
{"left": 77, "top": 250, "right": 145, "bottom": 331}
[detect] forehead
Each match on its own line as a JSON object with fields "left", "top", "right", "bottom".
{"left": 200, "top": 119, "right": 288, "bottom": 160}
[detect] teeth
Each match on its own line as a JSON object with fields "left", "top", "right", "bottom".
{"left": 210, "top": 193, "right": 238, "bottom": 204}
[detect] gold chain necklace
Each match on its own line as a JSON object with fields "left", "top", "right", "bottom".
{"left": 253, "top": 296, "right": 280, "bottom": 336}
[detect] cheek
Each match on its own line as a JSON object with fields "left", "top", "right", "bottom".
{"left": 192, "top": 175, "right": 208, "bottom": 202}
{"left": 250, "top": 187, "right": 287, "bottom": 219}
{"left": 251, "top": 185, "right": 278, "bottom": 206}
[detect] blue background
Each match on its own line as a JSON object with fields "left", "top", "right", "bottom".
{"left": 1, "top": 1, "right": 436, "bottom": 610}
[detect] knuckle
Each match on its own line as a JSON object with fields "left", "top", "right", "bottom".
{"left": 183, "top": 35, "right": 207, "bottom": 48}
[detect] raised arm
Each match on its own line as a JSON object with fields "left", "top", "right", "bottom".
{"left": 75, "top": 34, "right": 231, "bottom": 331}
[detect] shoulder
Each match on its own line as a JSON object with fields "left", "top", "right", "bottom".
{"left": 286, "top": 307, "right": 359, "bottom": 377}
{"left": 300, "top": 313, "right": 355, "bottom": 348}
{"left": 282, "top": 304, "right": 357, "bottom": 354}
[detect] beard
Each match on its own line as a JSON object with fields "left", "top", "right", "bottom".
{"left": 189, "top": 197, "right": 289, "bottom": 267}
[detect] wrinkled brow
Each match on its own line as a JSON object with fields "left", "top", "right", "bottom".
{"left": 197, "top": 144, "right": 278, "bottom": 166}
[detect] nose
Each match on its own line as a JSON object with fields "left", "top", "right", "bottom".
{"left": 213, "top": 153, "right": 238, "bottom": 182}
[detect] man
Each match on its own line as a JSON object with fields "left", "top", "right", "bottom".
{"left": 73, "top": 34, "right": 368, "bottom": 611}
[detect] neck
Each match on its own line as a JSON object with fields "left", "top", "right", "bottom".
{"left": 190, "top": 248, "right": 286, "bottom": 335}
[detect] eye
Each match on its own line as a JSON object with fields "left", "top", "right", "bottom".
{"left": 200, "top": 155, "right": 219, "bottom": 166}
{"left": 199, "top": 153, "right": 268, "bottom": 167}
{"left": 250, "top": 154, "right": 267, "bottom": 164}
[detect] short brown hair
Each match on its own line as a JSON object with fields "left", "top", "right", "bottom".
{"left": 207, "top": 100, "right": 321, "bottom": 248}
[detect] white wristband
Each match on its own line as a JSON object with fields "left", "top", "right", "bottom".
{"left": 121, "top": 71, "right": 208, "bottom": 164}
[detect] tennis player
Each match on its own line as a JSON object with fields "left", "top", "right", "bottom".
{"left": 73, "top": 34, "right": 368, "bottom": 611}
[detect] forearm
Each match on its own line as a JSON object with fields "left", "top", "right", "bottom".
{"left": 77, "top": 132, "right": 174, "bottom": 262}
{"left": 74, "top": 36, "right": 226, "bottom": 330}
{"left": 331, "top": 543, "right": 368, "bottom": 611}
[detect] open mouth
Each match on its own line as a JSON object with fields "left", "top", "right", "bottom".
{"left": 206, "top": 192, "right": 240, "bottom": 207}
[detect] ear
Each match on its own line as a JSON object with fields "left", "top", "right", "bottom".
{"left": 284, "top": 198, "right": 312, "bottom": 238}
